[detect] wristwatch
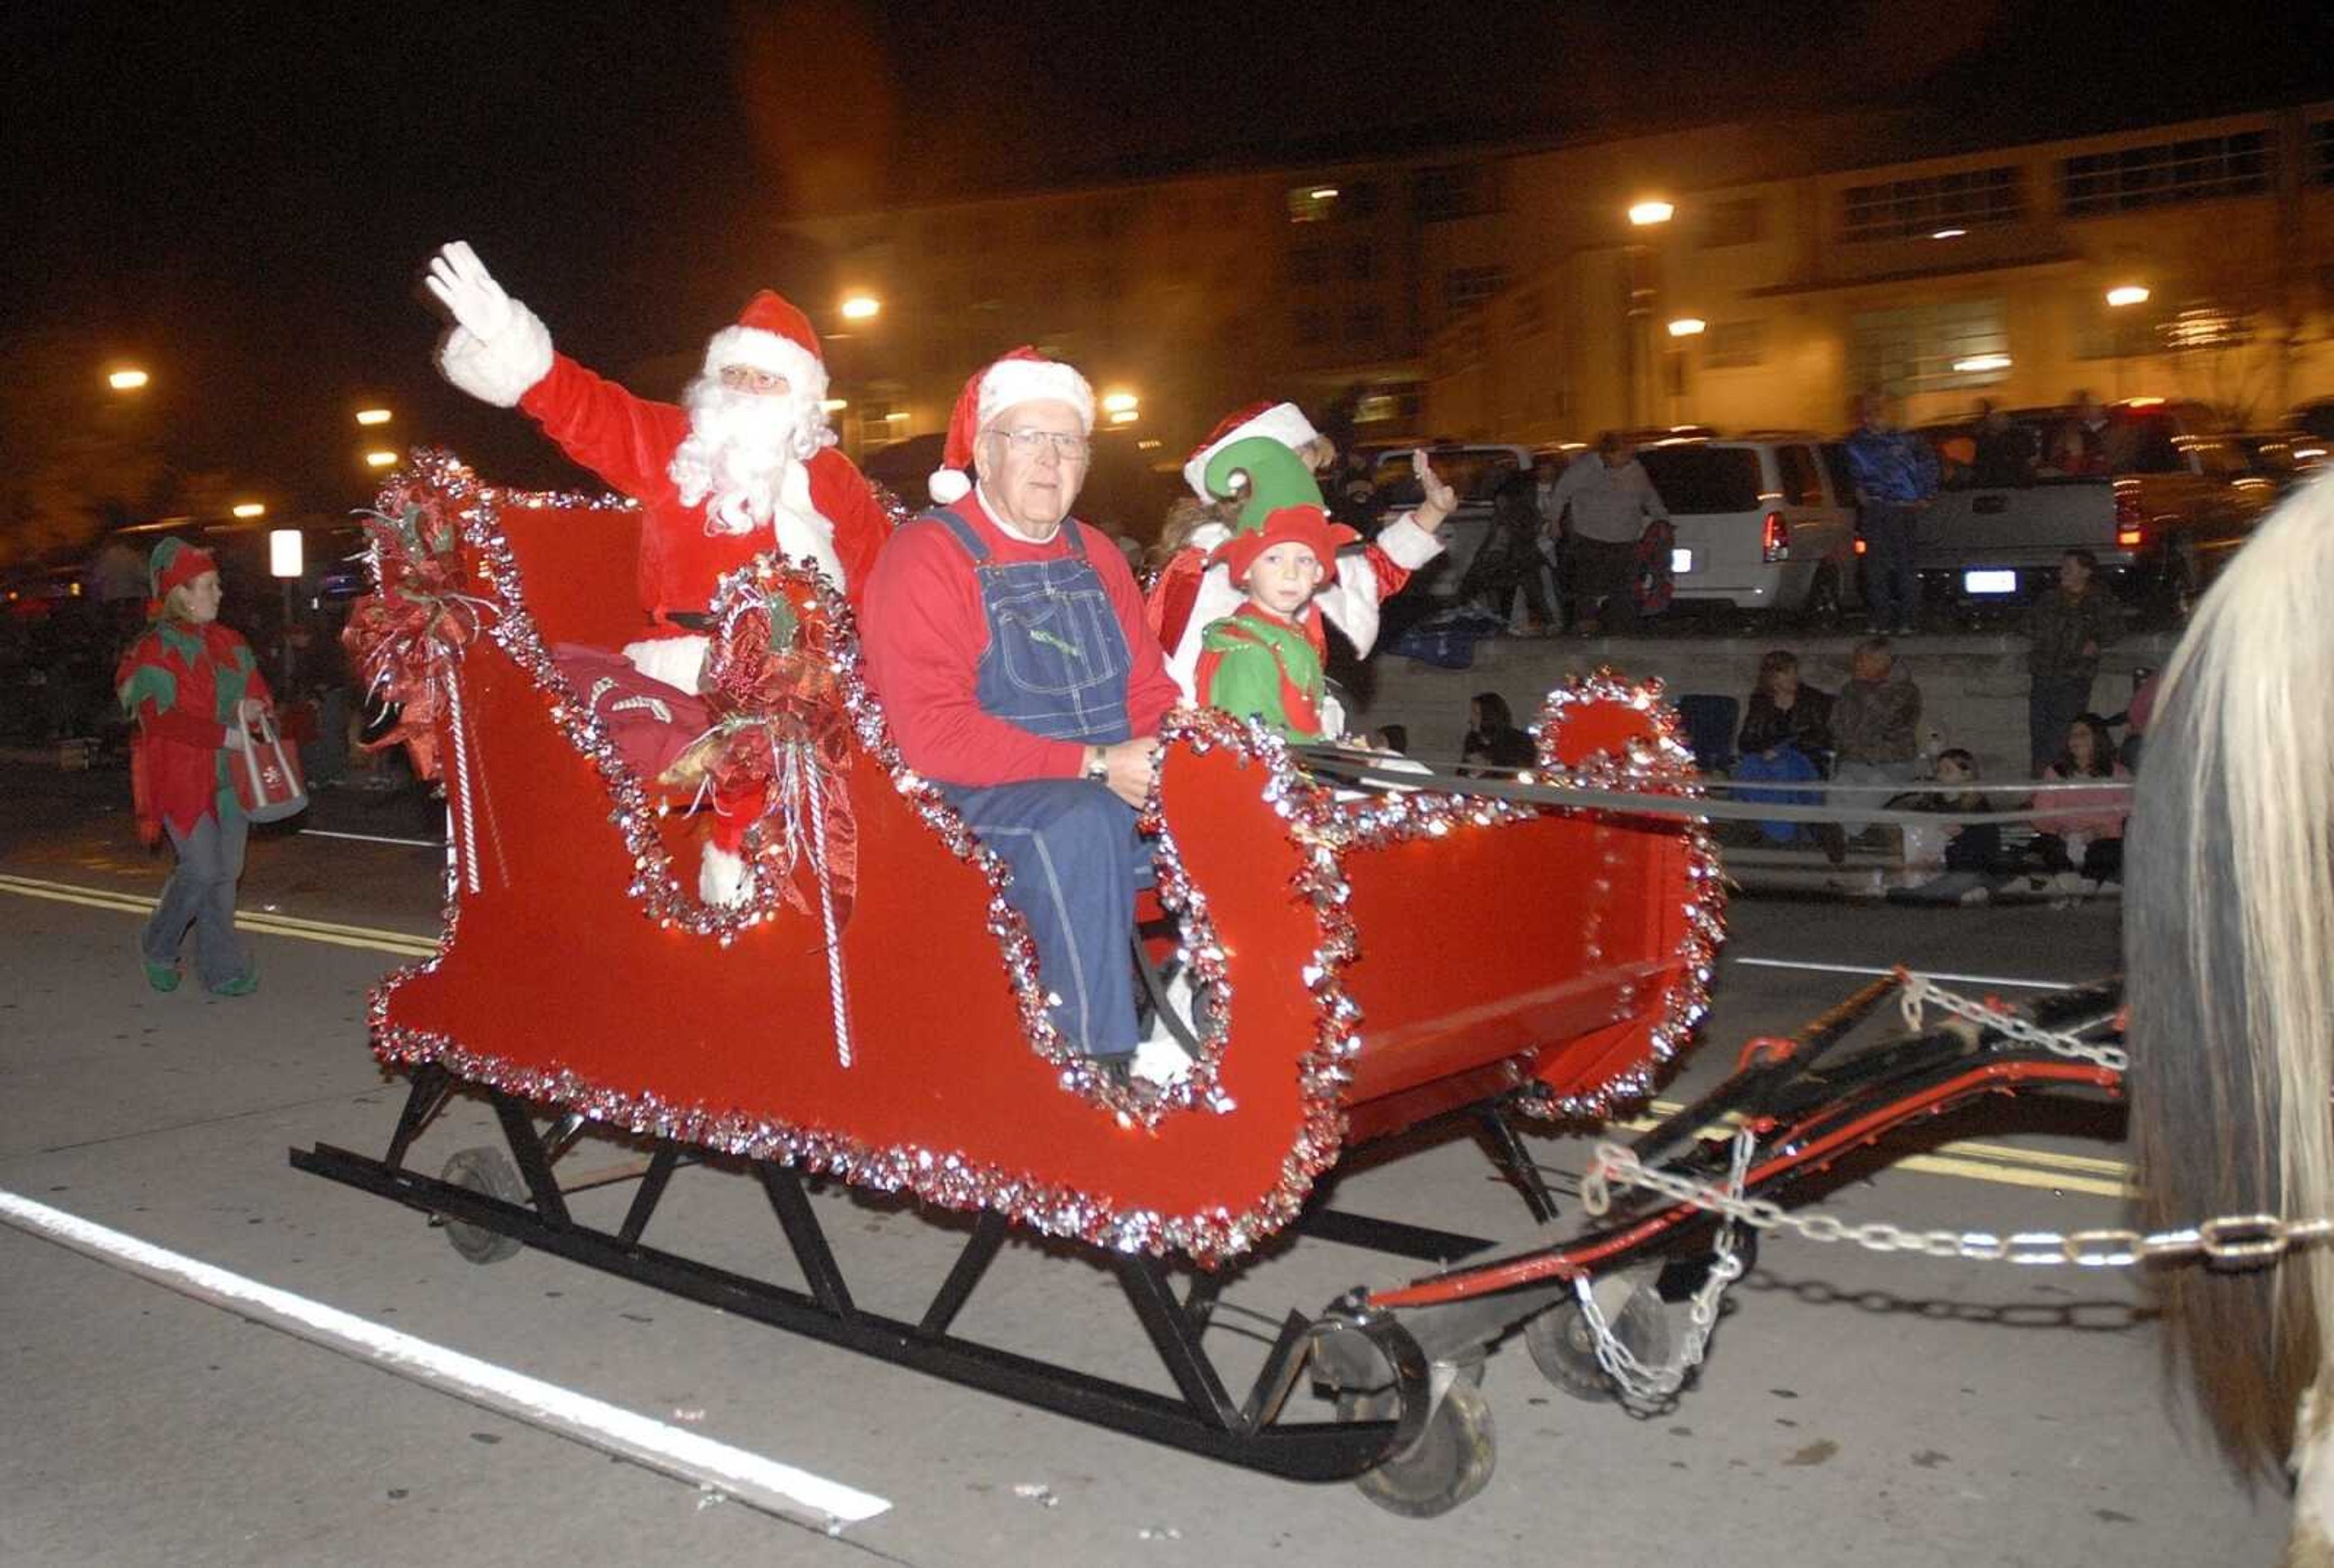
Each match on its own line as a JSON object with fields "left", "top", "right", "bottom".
{"left": 1082, "top": 746, "right": 1110, "bottom": 785}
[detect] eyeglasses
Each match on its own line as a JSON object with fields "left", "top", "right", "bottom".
{"left": 718, "top": 364, "right": 790, "bottom": 395}
{"left": 986, "top": 427, "right": 1090, "bottom": 461}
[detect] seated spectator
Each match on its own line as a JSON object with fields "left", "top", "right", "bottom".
{"left": 1888, "top": 748, "right": 2009, "bottom": 906}
{"left": 2033, "top": 712, "right": 2129, "bottom": 892}
{"left": 1831, "top": 637, "right": 1922, "bottom": 839}
{"left": 1460, "top": 691, "right": 1536, "bottom": 772}
{"left": 1372, "top": 723, "right": 1410, "bottom": 753}
{"left": 1733, "top": 649, "right": 1837, "bottom": 852}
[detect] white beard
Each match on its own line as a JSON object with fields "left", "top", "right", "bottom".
{"left": 669, "top": 376, "right": 829, "bottom": 537}
{"left": 666, "top": 375, "right": 848, "bottom": 588}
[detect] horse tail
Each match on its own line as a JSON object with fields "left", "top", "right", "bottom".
{"left": 2127, "top": 471, "right": 2334, "bottom": 1479}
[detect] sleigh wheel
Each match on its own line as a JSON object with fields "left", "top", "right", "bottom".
{"left": 1526, "top": 1284, "right": 1670, "bottom": 1402}
{"left": 1345, "top": 1380, "right": 1497, "bottom": 1518}
{"left": 438, "top": 1146, "right": 525, "bottom": 1265}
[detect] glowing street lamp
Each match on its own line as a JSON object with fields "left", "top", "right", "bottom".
{"left": 2106, "top": 284, "right": 2151, "bottom": 308}
{"left": 1627, "top": 199, "right": 1675, "bottom": 227}
{"left": 839, "top": 294, "right": 881, "bottom": 322}
{"left": 108, "top": 367, "right": 150, "bottom": 391}
{"left": 363, "top": 450, "right": 398, "bottom": 469}
{"left": 1666, "top": 317, "right": 1707, "bottom": 337}
{"left": 1107, "top": 408, "right": 1140, "bottom": 426}
{"left": 355, "top": 407, "right": 393, "bottom": 426}
{"left": 1952, "top": 353, "right": 2013, "bottom": 373}
{"left": 1100, "top": 390, "right": 1139, "bottom": 414}
{"left": 232, "top": 501, "right": 267, "bottom": 519}
{"left": 1930, "top": 228, "right": 1966, "bottom": 240}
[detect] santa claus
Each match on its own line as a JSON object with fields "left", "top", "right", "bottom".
{"left": 425, "top": 241, "right": 894, "bottom": 907}
{"left": 424, "top": 241, "right": 892, "bottom": 695}
{"left": 1148, "top": 402, "right": 1450, "bottom": 731}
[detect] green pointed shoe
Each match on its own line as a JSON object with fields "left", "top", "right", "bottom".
{"left": 142, "top": 961, "right": 181, "bottom": 993}
{"left": 208, "top": 969, "right": 258, "bottom": 997}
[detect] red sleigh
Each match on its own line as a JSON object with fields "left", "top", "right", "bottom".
{"left": 299, "top": 450, "right": 1746, "bottom": 1511}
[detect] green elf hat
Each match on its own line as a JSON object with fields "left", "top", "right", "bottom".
{"left": 1201, "top": 436, "right": 1358, "bottom": 582}
{"left": 146, "top": 537, "right": 219, "bottom": 619}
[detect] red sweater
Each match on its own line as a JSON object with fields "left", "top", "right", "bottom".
{"left": 115, "top": 618, "right": 272, "bottom": 840}
{"left": 516, "top": 352, "right": 892, "bottom": 625}
{"left": 861, "top": 491, "right": 1180, "bottom": 786}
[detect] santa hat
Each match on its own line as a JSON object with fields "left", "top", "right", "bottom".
{"left": 1182, "top": 401, "right": 1321, "bottom": 501}
{"left": 1202, "top": 436, "right": 1357, "bottom": 583}
{"left": 147, "top": 538, "right": 218, "bottom": 617}
{"left": 700, "top": 290, "right": 828, "bottom": 405}
{"left": 927, "top": 347, "right": 1095, "bottom": 506}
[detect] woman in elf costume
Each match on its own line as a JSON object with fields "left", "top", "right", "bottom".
{"left": 1193, "top": 438, "right": 1361, "bottom": 743}
{"left": 115, "top": 539, "right": 270, "bottom": 995}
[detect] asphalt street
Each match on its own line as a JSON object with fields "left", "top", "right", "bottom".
{"left": 0, "top": 760, "right": 2284, "bottom": 1566}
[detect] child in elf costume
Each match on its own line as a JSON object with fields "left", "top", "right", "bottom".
{"left": 1150, "top": 403, "right": 1452, "bottom": 730}
{"left": 115, "top": 539, "right": 271, "bottom": 995}
{"left": 1192, "top": 438, "right": 1359, "bottom": 743}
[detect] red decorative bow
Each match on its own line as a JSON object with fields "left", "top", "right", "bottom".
{"left": 340, "top": 496, "right": 489, "bottom": 780}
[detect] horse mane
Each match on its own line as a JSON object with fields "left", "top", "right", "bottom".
{"left": 2127, "top": 472, "right": 2334, "bottom": 1479}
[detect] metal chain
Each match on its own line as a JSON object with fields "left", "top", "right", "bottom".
{"left": 1574, "top": 1127, "right": 1755, "bottom": 1405}
{"left": 1580, "top": 1141, "right": 2334, "bottom": 1269}
{"left": 1896, "top": 971, "right": 2129, "bottom": 1073}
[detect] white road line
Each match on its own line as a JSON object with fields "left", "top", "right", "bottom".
{"left": 1731, "top": 955, "right": 2079, "bottom": 992}
{"left": 299, "top": 828, "right": 446, "bottom": 849}
{"left": 0, "top": 1188, "right": 892, "bottom": 1532}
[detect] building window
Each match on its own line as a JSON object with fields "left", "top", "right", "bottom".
{"left": 1286, "top": 184, "right": 1340, "bottom": 223}
{"left": 1848, "top": 299, "right": 2009, "bottom": 394}
{"left": 1443, "top": 265, "right": 1506, "bottom": 315}
{"left": 1287, "top": 245, "right": 1330, "bottom": 285}
{"left": 1416, "top": 163, "right": 1495, "bottom": 222}
{"left": 2313, "top": 121, "right": 2334, "bottom": 187}
{"left": 2061, "top": 132, "right": 2269, "bottom": 216}
{"left": 1842, "top": 167, "right": 2021, "bottom": 241}
{"left": 1293, "top": 308, "right": 1331, "bottom": 347}
{"left": 1344, "top": 304, "right": 1383, "bottom": 349}
{"left": 1700, "top": 196, "right": 1766, "bottom": 248}
{"left": 1345, "top": 244, "right": 1375, "bottom": 282}
{"left": 1513, "top": 286, "right": 1547, "bottom": 338}
{"left": 1703, "top": 320, "right": 1764, "bottom": 368}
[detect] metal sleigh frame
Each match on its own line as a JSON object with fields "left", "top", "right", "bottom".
{"left": 289, "top": 971, "right": 2124, "bottom": 1509}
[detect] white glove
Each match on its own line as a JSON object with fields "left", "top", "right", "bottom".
{"left": 425, "top": 241, "right": 515, "bottom": 342}
{"left": 426, "top": 240, "right": 554, "bottom": 408}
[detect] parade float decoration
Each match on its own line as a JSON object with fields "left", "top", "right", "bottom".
{"left": 297, "top": 452, "right": 2127, "bottom": 1517}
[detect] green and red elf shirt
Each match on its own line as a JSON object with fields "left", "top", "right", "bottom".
{"left": 115, "top": 618, "right": 271, "bottom": 843}
{"left": 1196, "top": 603, "right": 1327, "bottom": 743}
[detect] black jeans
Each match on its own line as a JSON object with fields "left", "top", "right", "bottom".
{"left": 1860, "top": 503, "right": 1919, "bottom": 630}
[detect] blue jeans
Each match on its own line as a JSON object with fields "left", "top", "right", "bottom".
{"left": 1861, "top": 503, "right": 1919, "bottom": 630}
{"left": 943, "top": 779, "right": 1150, "bottom": 1056}
{"left": 143, "top": 812, "right": 250, "bottom": 988}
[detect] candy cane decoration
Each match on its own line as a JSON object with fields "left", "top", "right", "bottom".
{"left": 802, "top": 752, "right": 853, "bottom": 1068}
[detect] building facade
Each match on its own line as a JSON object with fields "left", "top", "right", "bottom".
{"left": 777, "top": 100, "right": 2334, "bottom": 492}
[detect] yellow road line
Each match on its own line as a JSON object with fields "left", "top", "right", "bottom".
{"left": 0, "top": 874, "right": 438, "bottom": 958}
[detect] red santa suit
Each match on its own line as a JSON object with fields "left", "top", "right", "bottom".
{"left": 437, "top": 287, "right": 892, "bottom": 688}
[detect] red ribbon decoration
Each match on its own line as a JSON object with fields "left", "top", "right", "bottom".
{"left": 341, "top": 492, "right": 486, "bottom": 782}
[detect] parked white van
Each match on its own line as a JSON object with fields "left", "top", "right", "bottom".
{"left": 1633, "top": 436, "right": 1859, "bottom": 624}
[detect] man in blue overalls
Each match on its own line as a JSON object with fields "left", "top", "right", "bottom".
{"left": 861, "top": 349, "right": 1185, "bottom": 1079}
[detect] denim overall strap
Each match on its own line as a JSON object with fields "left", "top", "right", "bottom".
{"left": 924, "top": 507, "right": 1132, "bottom": 745}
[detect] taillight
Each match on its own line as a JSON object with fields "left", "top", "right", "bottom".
{"left": 1761, "top": 511, "right": 1788, "bottom": 563}
{"left": 2115, "top": 486, "right": 2144, "bottom": 549}
{"left": 2116, "top": 523, "right": 2144, "bottom": 548}
{"left": 1854, "top": 537, "right": 1868, "bottom": 556}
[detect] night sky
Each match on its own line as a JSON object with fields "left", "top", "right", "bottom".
{"left": 5, "top": 1, "right": 2329, "bottom": 520}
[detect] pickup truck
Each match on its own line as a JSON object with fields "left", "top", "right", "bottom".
{"left": 1909, "top": 400, "right": 2276, "bottom": 616}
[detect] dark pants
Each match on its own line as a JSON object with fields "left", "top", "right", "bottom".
{"left": 1461, "top": 534, "right": 1557, "bottom": 630}
{"left": 1861, "top": 503, "right": 1919, "bottom": 631}
{"left": 2028, "top": 674, "right": 2094, "bottom": 776}
{"left": 143, "top": 811, "right": 251, "bottom": 988}
{"left": 943, "top": 780, "right": 1151, "bottom": 1057}
{"left": 1567, "top": 537, "right": 1640, "bottom": 630}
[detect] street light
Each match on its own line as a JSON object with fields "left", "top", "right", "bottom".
{"left": 2105, "top": 284, "right": 2152, "bottom": 396}
{"left": 1624, "top": 199, "right": 1676, "bottom": 424}
{"left": 1666, "top": 317, "right": 1707, "bottom": 337}
{"left": 232, "top": 501, "right": 267, "bottom": 519}
{"left": 1627, "top": 199, "right": 1675, "bottom": 227}
{"left": 354, "top": 407, "right": 393, "bottom": 426}
{"left": 839, "top": 294, "right": 881, "bottom": 322}
{"left": 363, "top": 450, "right": 398, "bottom": 469}
{"left": 1101, "top": 390, "right": 1139, "bottom": 414}
{"left": 1952, "top": 353, "right": 2012, "bottom": 373}
{"left": 108, "top": 367, "right": 150, "bottom": 391}
{"left": 2106, "top": 284, "right": 2150, "bottom": 308}
{"left": 269, "top": 529, "right": 303, "bottom": 692}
